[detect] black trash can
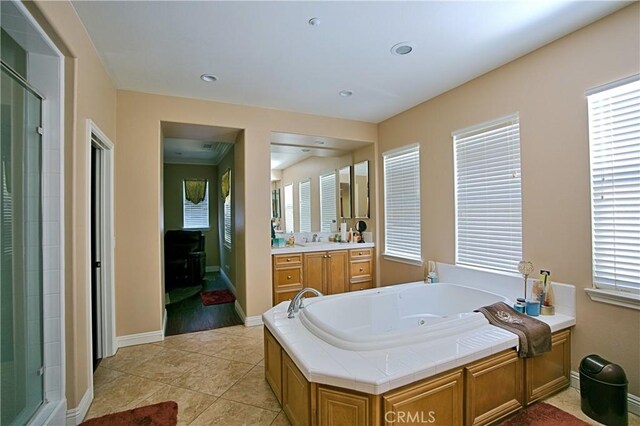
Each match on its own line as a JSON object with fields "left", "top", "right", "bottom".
{"left": 580, "top": 354, "right": 628, "bottom": 426}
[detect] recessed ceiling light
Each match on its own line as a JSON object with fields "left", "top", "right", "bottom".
{"left": 301, "top": 148, "right": 311, "bottom": 153}
{"left": 339, "top": 90, "right": 353, "bottom": 97}
{"left": 200, "top": 73, "right": 218, "bottom": 82}
{"left": 391, "top": 42, "right": 414, "bottom": 56}
{"left": 308, "top": 17, "right": 320, "bottom": 26}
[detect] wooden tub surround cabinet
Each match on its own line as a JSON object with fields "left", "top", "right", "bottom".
{"left": 272, "top": 247, "right": 375, "bottom": 305}
{"left": 264, "top": 327, "right": 572, "bottom": 426}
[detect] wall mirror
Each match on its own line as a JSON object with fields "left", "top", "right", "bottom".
{"left": 339, "top": 166, "right": 352, "bottom": 219}
{"left": 354, "top": 160, "right": 369, "bottom": 218}
{"left": 271, "top": 188, "right": 281, "bottom": 218}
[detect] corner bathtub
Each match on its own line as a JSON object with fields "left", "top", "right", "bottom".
{"left": 299, "top": 282, "right": 511, "bottom": 351}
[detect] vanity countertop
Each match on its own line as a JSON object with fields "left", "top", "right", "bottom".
{"left": 272, "top": 242, "right": 374, "bottom": 255}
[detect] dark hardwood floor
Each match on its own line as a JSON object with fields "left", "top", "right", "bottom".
{"left": 165, "top": 272, "right": 242, "bottom": 336}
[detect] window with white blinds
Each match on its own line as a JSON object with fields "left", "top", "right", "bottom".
{"left": 319, "top": 172, "right": 337, "bottom": 232}
{"left": 284, "top": 183, "right": 294, "bottom": 233}
{"left": 183, "top": 182, "right": 209, "bottom": 229}
{"left": 299, "top": 180, "right": 311, "bottom": 232}
{"left": 587, "top": 77, "right": 640, "bottom": 294}
{"left": 224, "top": 192, "right": 231, "bottom": 248}
{"left": 453, "top": 113, "right": 522, "bottom": 273}
{"left": 383, "top": 144, "right": 422, "bottom": 263}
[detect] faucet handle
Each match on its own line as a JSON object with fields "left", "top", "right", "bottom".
{"left": 299, "top": 296, "right": 306, "bottom": 309}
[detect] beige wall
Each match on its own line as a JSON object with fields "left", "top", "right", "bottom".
{"left": 378, "top": 4, "right": 640, "bottom": 394}
{"left": 115, "top": 90, "right": 377, "bottom": 336}
{"left": 28, "top": 0, "right": 117, "bottom": 409}
{"left": 163, "top": 164, "right": 220, "bottom": 267}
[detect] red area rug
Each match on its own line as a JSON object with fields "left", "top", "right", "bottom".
{"left": 200, "top": 289, "right": 236, "bottom": 306}
{"left": 498, "top": 402, "right": 589, "bottom": 425}
{"left": 80, "top": 401, "right": 178, "bottom": 426}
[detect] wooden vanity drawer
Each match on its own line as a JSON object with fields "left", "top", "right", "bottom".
{"left": 274, "top": 268, "right": 302, "bottom": 287}
{"left": 274, "top": 254, "right": 303, "bottom": 266}
{"left": 350, "top": 248, "right": 372, "bottom": 259}
{"left": 350, "top": 281, "right": 373, "bottom": 292}
{"left": 350, "top": 261, "right": 371, "bottom": 279}
{"left": 274, "top": 289, "right": 302, "bottom": 305}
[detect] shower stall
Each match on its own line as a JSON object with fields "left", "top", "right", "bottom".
{"left": 0, "top": 61, "right": 45, "bottom": 425}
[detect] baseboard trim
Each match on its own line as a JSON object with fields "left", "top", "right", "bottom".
{"left": 570, "top": 370, "right": 639, "bottom": 416}
{"left": 233, "top": 300, "right": 263, "bottom": 327}
{"left": 206, "top": 265, "right": 220, "bottom": 272}
{"left": 65, "top": 386, "right": 92, "bottom": 425}
{"left": 116, "top": 330, "right": 164, "bottom": 348}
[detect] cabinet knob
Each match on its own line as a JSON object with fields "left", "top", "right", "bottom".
{"left": 287, "top": 275, "right": 292, "bottom": 279}
{"left": 286, "top": 258, "right": 291, "bottom": 262}
{"left": 359, "top": 252, "right": 363, "bottom": 255}
{"left": 359, "top": 267, "right": 364, "bottom": 272}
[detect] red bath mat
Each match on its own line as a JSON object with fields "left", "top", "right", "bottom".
{"left": 200, "top": 289, "right": 236, "bottom": 306}
{"left": 80, "top": 401, "right": 178, "bottom": 426}
{"left": 498, "top": 402, "right": 589, "bottom": 425}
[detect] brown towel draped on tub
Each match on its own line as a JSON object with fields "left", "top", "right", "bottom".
{"left": 475, "top": 302, "right": 551, "bottom": 358}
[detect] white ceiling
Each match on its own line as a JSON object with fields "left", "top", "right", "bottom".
{"left": 72, "top": 1, "right": 630, "bottom": 123}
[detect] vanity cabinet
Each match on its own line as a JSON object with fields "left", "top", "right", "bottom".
{"left": 264, "top": 328, "right": 283, "bottom": 404}
{"left": 524, "top": 329, "right": 571, "bottom": 404}
{"left": 303, "top": 250, "right": 349, "bottom": 295}
{"left": 349, "top": 248, "right": 374, "bottom": 291}
{"left": 272, "top": 254, "right": 304, "bottom": 305}
{"left": 272, "top": 247, "right": 375, "bottom": 304}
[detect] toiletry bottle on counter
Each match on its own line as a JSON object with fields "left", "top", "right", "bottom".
{"left": 340, "top": 222, "right": 347, "bottom": 242}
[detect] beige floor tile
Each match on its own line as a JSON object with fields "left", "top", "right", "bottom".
{"left": 99, "top": 343, "right": 164, "bottom": 373}
{"left": 132, "top": 347, "right": 211, "bottom": 381}
{"left": 270, "top": 411, "right": 292, "bottom": 426}
{"left": 93, "top": 365, "right": 124, "bottom": 387}
{"left": 210, "top": 336, "right": 264, "bottom": 365}
{"left": 189, "top": 399, "right": 278, "bottom": 426}
{"left": 183, "top": 331, "right": 249, "bottom": 356}
{"left": 86, "top": 373, "right": 165, "bottom": 419}
{"left": 221, "top": 365, "right": 281, "bottom": 411}
{"left": 135, "top": 384, "right": 216, "bottom": 426}
{"left": 170, "top": 356, "right": 254, "bottom": 397}
{"left": 217, "top": 324, "right": 265, "bottom": 340}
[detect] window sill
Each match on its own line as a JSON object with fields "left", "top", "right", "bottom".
{"left": 585, "top": 287, "right": 640, "bottom": 311}
{"left": 183, "top": 227, "right": 210, "bottom": 232}
{"left": 382, "top": 254, "right": 423, "bottom": 267}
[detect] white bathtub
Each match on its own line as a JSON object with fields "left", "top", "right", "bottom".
{"left": 298, "top": 282, "right": 511, "bottom": 351}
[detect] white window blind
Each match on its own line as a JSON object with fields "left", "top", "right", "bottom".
{"left": 587, "top": 77, "right": 640, "bottom": 293}
{"left": 224, "top": 193, "right": 231, "bottom": 247}
{"left": 299, "top": 180, "right": 311, "bottom": 232}
{"left": 284, "top": 183, "right": 294, "bottom": 233}
{"left": 319, "top": 172, "right": 337, "bottom": 232}
{"left": 183, "top": 182, "right": 209, "bottom": 229}
{"left": 454, "top": 114, "right": 522, "bottom": 273}
{"left": 383, "top": 144, "right": 422, "bottom": 263}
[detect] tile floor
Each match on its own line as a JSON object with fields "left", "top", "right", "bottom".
{"left": 86, "top": 324, "right": 638, "bottom": 426}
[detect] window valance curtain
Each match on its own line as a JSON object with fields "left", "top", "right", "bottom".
{"left": 221, "top": 169, "right": 231, "bottom": 199}
{"left": 184, "top": 179, "right": 207, "bottom": 205}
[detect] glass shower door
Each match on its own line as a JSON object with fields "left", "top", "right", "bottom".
{"left": 0, "top": 63, "right": 45, "bottom": 425}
